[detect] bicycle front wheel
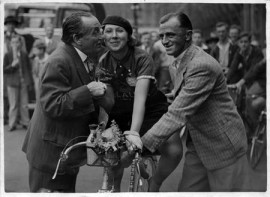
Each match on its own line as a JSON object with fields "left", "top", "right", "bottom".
{"left": 133, "top": 156, "right": 157, "bottom": 192}
{"left": 249, "top": 122, "right": 266, "bottom": 169}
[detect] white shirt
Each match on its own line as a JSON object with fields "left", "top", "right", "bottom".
{"left": 217, "top": 40, "right": 231, "bottom": 69}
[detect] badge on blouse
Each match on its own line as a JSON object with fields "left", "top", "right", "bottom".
{"left": 126, "top": 77, "right": 137, "bottom": 87}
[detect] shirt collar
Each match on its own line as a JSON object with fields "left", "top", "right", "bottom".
{"left": 173, "top": 48, "right": 188, "bottom": 67}
{"left": 217, "top": 38, "right": 232, "bottom": 48}
{"left": 74, "top": 47, "right": 87, "bottom": 63}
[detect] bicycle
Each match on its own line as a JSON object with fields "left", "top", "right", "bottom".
{"left": 227, "top": 85, "right": 267, "bottom": 169}
{"left": 249, "top": 110, "right": 266, "bottom": 169}
{"left": 51, "top": 120, "right": 157, "bottom": 192}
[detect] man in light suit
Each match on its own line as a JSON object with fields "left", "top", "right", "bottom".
{"left": 43, "top": 23, "right": 59, "bottom": 55}
{"left": 126, "top": 12, "right": 250, "bottom": 191}
{"left": 22, "top": 12, "right": 112, "bottom": 192}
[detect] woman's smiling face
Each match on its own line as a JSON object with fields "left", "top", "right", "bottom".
{"left": 103, "top": 24, "right": 129, "bottom": 52}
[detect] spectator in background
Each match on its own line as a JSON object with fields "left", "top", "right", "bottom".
{"left": 227, "top": 32, "right": 264, "bottom": 85}
{"left": 192, "top": 29, "right": 208, "bottom": 51}
{"left": 132, "top": 26, "right": 142, "bottom": 46}
{"left": 31, "top": 39, "right": 49, "bottom": 100}
{"left": 4, "top": 16, "right": 27, "bottom": 54}
{"left": 152, "top": 39, "right": 175, "bottom": 93}
{"left": 205, "top": 37, "right": 219, "bottom": 54}
{"left": 43, "top": 23, "right": 59, "bottom": 55}
{"left": 139, "top": 31, "right": 154, "bottom": 55}
{"left": 229, "top": 24, "right": 241, "bottom": 45}
{"left": 227, "top": 33, "right": 264, "bottom": 131}
{"left": 151, "top": 30, "right": 160, "bottom": 43}
{"left": 211, "top": 22, "right": 238, "bottom": 77}
{"left": 3, "top": 34, "right": 34, "bottom": 131}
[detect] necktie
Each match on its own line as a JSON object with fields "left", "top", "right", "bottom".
{"left": 84, "top": 57, "right": 95, "bottom": 80}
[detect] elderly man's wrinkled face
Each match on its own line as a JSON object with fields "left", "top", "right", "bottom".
{"left": 79, "top": 16, "right": 103, "bottom": 56}
{"left": 159, "top": 17, "right": 190, "bottom": 57}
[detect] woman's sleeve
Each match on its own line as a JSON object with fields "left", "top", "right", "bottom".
{"left": 136, "top": 53, "right": 156, "bottom": 81}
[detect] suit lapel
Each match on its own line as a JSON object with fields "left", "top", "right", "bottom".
{"left": 64, "top": 44, "right": 92, "bottom": 85}
{"left": 173, "top": 45, "right": 197, "bottom": 94}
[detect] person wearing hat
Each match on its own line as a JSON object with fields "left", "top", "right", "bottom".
{"left": 96, "top": 15, "right": 183, "bottom": 192}
{"left": 4, "top": 15, "right": 27, "bottom": 54}
{"left": 31, "top": 39, "right": 49, "bottom": 100}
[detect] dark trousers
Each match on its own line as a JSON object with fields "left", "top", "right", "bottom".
{"left": 29, "top": 165, "right": 79, "bottom": 192}
{"left": 178, "top": 142, "right": 251, "bottom": 191}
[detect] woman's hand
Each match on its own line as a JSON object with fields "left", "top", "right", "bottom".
{"left": 124, "top": 131, "right": 143, "bottom": 152}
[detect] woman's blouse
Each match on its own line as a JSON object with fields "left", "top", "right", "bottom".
{"left": 96, "top": 47, "right": 159, "bottom": 114}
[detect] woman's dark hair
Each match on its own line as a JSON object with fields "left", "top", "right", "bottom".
{"left": 160, "top": 11, "right": 193, "bottom": 30}
{"left": 61, "top": 12, "right": 94, "bottom": 45}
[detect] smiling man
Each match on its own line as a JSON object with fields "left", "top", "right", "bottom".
{"left": 22, "top": 12, "right": 111, "bottom": 192}
{"left": 128, "top": 11, "right": 250, "bottom": 192}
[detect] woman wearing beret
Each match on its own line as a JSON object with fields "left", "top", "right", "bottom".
{"left": 96, "top": 15, "right": 183, "bottom": 192}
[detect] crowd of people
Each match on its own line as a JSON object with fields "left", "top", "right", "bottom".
{"left": 3, "top": 9, "right": 266, "bottom": 193}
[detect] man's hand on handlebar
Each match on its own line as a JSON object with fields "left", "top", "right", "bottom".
{"left": 123, "top": 130, "right": 143, "bottom": 153}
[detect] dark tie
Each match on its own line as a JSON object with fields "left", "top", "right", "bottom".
{"left": 85, "top": 57, "right": 95, "bottom": 80}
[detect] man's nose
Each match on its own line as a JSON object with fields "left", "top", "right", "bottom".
{"left": 161, "top": 36, "right": 169, "bottom": 44}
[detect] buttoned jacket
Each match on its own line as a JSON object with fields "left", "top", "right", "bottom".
{"left": 22, "top": 44, "right": 98, "bottom": 173}
{"left": 4, "top": 49, "right": 33, "bottom": 87}
{"left": 142, "top": 45, "right": 247, "bottom": 170}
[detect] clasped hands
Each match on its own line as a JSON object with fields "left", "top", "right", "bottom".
{"left": 87, "top": 81, "right": 107, "bottom": 98}
{"left": 123, "top": 131, "right": 143, "bottom": 153}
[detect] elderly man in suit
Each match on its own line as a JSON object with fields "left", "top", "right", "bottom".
{"left": 126, "top": 12, "right": 250, "bottom": 191}
{"left": 22, "top": 12, "right": 112, "bottom": 192}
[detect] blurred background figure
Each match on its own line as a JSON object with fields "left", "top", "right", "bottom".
{"left": 211, "top": 22, "right": 238, "bottom": 77}
{"left": 43, "top": 23, "right": 59, "bottom": 55}
{"left": 205, "top": 36, "right": 219, "bottom": 54}
{"left": 139, "top": 31, "right": 154, "bottom": 55}
{"left": 192, "top": 29, "right": 208, "bottom": 51}
{"left": 151, "top": 30, "right": 160, "bottom": 43}
{"left": 4, "top": 16, "right": 27, "bottom": 54}
{"left": 227, "top": 32, "right": 265, "bottom": 132}
{"left": 4, "top": 16, "right": 27, "bottom": 125}
{"left": 31, "top": 39, "right": 49, "bottom": 100}
{"left": 227, "top": 32, "right": 264, "bottom": 85}
{"left": 132, "top": 26, "right": 142, "bottom": 46}
{"left": 229, "top": 24, "right": 241, "bottom": 45}
{"left": 3, "top": 35, "right": 33, "bottom": 131}
{"left": 152, "top": 40, "right": 175, "bottom": 93}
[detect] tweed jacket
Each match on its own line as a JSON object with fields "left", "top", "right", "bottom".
{"left": 3, "top": 49, "right": 33, "bottom": 87}
{"left": 22, "top": 44, "right": 99, "bottom": 174}
{"left": 142, "top": 45, "right": 247, "bottom": 170}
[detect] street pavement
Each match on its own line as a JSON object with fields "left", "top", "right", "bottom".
{"left": 3, "top": 125, "right": 267, "bottom": 193}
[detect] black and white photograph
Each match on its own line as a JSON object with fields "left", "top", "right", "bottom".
{"left": 0, "top": 0, "right": 268, "bottom": 195}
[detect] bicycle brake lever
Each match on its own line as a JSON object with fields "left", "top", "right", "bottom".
{"left": 52, "top": 153, "right": 68, "bottom": 179}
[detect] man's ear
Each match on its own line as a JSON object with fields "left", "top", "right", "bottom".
{"left": 73, "top": 34, "right": 81, "bottom": 45}
{"left": 186, "top": 30, "right": 193, "bottom": 42}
